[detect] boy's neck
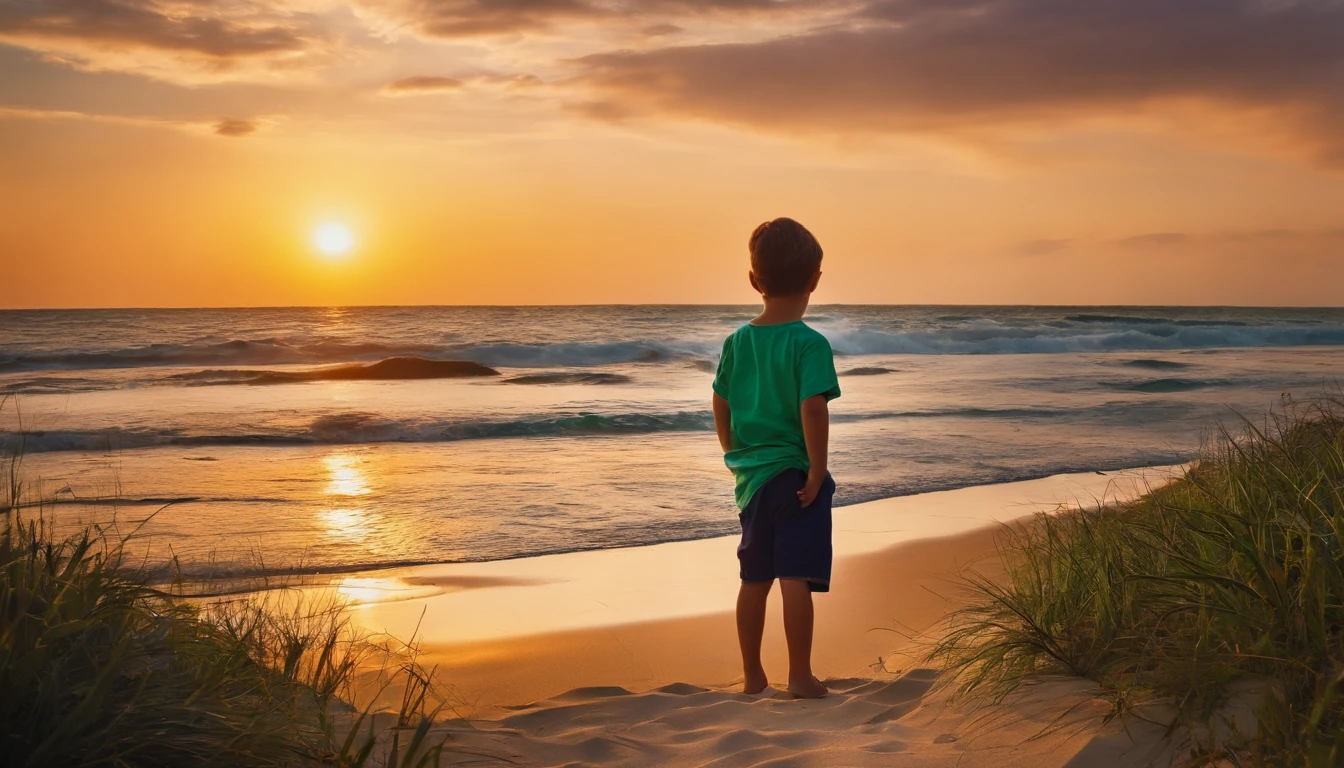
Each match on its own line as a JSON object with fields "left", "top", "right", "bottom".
{"left": 752, "top": 293, "right": 811, "bottom": 326}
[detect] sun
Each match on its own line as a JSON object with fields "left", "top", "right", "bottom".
{"left": 313, "top": 222, "right": 354, "bottom": 257}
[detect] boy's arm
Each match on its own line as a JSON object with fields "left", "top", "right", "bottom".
{"left": 712, "top": 393, "right": 733, "bottom": 454}
{"left": 798, "top": 394, "right": 829, "bottom": 507}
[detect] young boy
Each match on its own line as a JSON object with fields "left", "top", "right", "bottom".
{"left": 712, "top": 217, "right": 840, "bottom": 699}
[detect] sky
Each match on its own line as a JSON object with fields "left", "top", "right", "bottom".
{"left": 2, "top": 0, "right": 1344, "bottom": 308}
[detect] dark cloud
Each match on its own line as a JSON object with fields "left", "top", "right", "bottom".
{"left": 0, "top": 0, "right": 315, "bottom": 60}
{"left": 383, "top": 75, "right": 465, "bottom": 94}
{"left": 1119, "top": 232, "right": 1190, "bottom": 249}
{"left": 1018, "top": 238, "right": 1071, "bottom": 256}
{"left": 642, "top": 23, "right": 684, "bottom": 36}
{"left": 213, "top": 118, "right": 258, "bottom": 136}
{"left": 572, "top": 0, "right": 1344, "bottom": 163}
{"left": 389, "top": 0, "right": 603, "bottom": 37}
{"left": 378, "top": 0, "right": 806, "bottom": 38}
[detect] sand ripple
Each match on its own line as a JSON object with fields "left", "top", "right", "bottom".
{"left": 429, "top": 670, "right": 1188, "bottom": 767}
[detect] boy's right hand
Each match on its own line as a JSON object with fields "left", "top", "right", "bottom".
{"left": 797, "top": 470, "right": 826, "bottom": 507}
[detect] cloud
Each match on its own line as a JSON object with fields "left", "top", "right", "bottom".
{"left": 390, "top": 0, "right": 603, "bottom": 36}
{"left": 570, "top": 0, "right": 1344, "bottom": 164}
{"left": 383, "top": 75, "right": 465, "bottom": 95}
{"left": 366, "top": 0, "right": 815, "bottom": 38}
{"left": 1119, "top": 232, "right": 1190, "bottom": 249}
{"left": 1017, "top": 238, "right": 1071, "bottom": 256}
{"left": 213, "top": 118, "right": 258, "bottom": 136}
{"left": 0, "top": 0, "right": 333, "bottom": 80}
{"left": 642, "top": 23, "right": 684, "bottom": 37}
{"left": 0, "top": 104, "right": 271, "bottom": 139}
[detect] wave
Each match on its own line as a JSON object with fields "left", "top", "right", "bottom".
{"left": 1123, "top": 358, "right": 1192, "bottom": 370}
{"left": 1120, "top": 378, "right": 1214, "bottom": 393}
{"left": 3, "top": 404, "right": 1109, "bottom": 454}
{"left": 0, "top": 338, "right": 711, "bottom": 374}
{"left": 169, "top": 357, "right": 499, "bottom": 385}
{"left": 0, "top": 376, "right": 108, "bottom": 395}
{"left": 834, "top": 406, "right": 1070, "bottom": 422}
{"left": 5, "top": 312, "right": 1344, "bottom": 379}
{"left": 1066, "top": 313, "right": 1248, "bottom": 327}
{"left": 503, "top": 372, "right": 632, "bottom": 385}
{"left": 811, "top": 318, "right": 1344, "bottom": 356}
{"left": 841, "top": 459, "right": 1189, "bottom": 509}
{"left": 3, "top": 410, "right": 718, "bottom": 453}
{"left": 0, "top": 339, "right": 442, "bottom": 372}
{"left": 457, "top": 341, "right": 690, "bottom": 366}
{"left": 17, "top": 495, "right": 289, "bottom": 507}
{"left": 839, "top": 366, "right": 897, "bottom": 377}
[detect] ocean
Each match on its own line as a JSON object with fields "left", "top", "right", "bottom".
{"left": 2, "top": 305, "right": 1341, "bottom": 580}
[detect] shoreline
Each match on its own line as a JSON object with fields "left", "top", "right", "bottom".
{"left": 322, "top": 465, "right": 1181, "bottom": 709}
{"left": 160, "top": 461, "right": 1189, "bottom": 590}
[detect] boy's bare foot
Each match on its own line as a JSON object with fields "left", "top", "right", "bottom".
{"left": 787, "top": 675, "right": 828, "bottom": 699}
{"left": 743, "top": 668, "right": 769, "bottom": 695}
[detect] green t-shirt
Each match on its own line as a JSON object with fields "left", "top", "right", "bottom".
{"left": 712, "top": 320, "right": 841, "bottom": 509}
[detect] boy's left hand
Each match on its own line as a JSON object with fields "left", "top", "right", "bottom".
{"left": 797, "top": 470, "right": 826, "bottom": 507}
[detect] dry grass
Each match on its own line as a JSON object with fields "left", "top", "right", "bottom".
{"left": 932, "top": 397, "right": 1344, "bottom": 766}
{"left": 2, "top": 395, "right": 451, "bottom": 768}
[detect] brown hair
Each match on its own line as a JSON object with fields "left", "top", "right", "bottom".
{"left": 748, "top": 218, "right": 823, "bottom": 296}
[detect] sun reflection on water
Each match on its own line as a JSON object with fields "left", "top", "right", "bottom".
{"left": 318, "top": 453, "right": 376, "bottom": 544}
{"left": 318, "top": 507, "right": 371, "bottom": 541}
{"left": 336, "top": 577, "right": 395, "bottom": 606}
{"left": 324, "top": 453, "right": 370, "bottom": 497}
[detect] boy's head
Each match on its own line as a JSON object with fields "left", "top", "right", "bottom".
{"left": 748, "top": 218, "right": 823, "bottom": 297}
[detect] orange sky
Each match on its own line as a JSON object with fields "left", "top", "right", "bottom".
{"left": 2, "top": 0, "right": 1343, "bottom": 308}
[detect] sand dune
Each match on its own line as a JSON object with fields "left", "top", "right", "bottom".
{"left": 430, "top": 671, "right": 1186, "bottom": 767}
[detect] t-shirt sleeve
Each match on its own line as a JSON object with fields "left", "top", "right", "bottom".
{"left": 799, "top": 333, "right": 841, "bottom": 402}
{"left": 712, "top": 336, "right": 734, "bottom": 399}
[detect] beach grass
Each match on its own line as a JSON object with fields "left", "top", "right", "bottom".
{"left": 1, "top": 408, "right": 448, "bottom": 767}
{"left": 932, "top": 396, "right": 1344, "bottom": 765}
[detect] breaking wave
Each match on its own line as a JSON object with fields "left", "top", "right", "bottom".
{"left": 811, "top": 319, "right": 1344, "bottom": 356}
{"left": 1123, "top": 358, "right": 1193, "bottom": 370}
{"left": 1119, "top": 378, "right": 1216, "bottom": 394}
{"left": 502, "top": 372, "right": 632, "bottom": 385}
{"left": 169, "top": 357, "right": 499, "bottom": 385}
{"left": 4, "top": 311, "right": 1344, "bottom": 380}
{"left": 1065, "top": 314, "right": 1249, "bottom": 327}
{"left": 2, "top": 404, "right": 1130, "bottom": 454}
{"left": 0, "top": 339, "right": 703, "bottom": 374}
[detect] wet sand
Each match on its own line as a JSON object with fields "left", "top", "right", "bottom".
{"left": 329, "top": 467, "right": 1197, "bottom": 766}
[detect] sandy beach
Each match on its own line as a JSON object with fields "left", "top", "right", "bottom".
{"left": 325, "top": 467, "right": 1195, "bottom": 766}
{"left": 10, "top": 1, "right": 1343, "bottom": 757}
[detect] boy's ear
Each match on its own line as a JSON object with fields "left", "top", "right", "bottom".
{"left": 808, "top": 271, "right": 822, "bottom": 293}
{"left": 748, "top": 270, "right": 765, "bottom": 296}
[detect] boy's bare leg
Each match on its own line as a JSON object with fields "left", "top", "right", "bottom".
{"left": 780, "top": 578, "right": 827, "bottom": 698}
{"left": 736, "top": 580, "right": 773, "bottom": 694}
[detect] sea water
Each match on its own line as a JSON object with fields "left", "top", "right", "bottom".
{"left": 2, "top": 305, "right": 1341, "bottom": 578}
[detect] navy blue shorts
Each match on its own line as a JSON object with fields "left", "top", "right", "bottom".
{"left": 737, "top": 469, "right": 835, "bottom": 593}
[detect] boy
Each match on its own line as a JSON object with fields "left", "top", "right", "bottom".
{"left": 712, "top": 217, "right": 840, "bottom": 699}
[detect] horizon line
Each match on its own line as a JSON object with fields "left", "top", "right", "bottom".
{"left": 4, "top": 302, "right": 1344, "bottom": 312}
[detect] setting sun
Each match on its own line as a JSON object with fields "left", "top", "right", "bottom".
{"left": 313, "top": 222, "right": 354, "bottom": 257}
{"left": 6, "top": 0, "right": 1344, "bottom": 758}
